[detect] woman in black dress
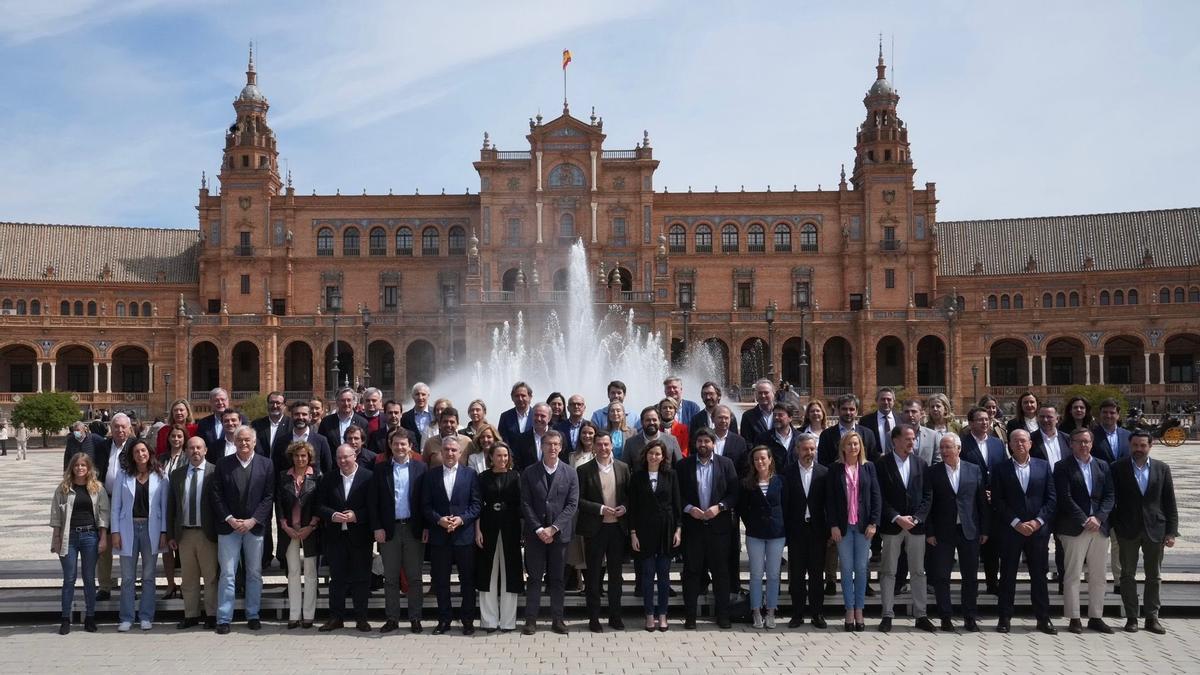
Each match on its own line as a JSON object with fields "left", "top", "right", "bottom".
{"left": 628, "top": 439, "right": 681, "bottom": 632}
{"left": 475, "top": 442, "right": 524, "bottom": 632}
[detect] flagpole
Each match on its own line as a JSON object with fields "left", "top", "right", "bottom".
{"left": 563, "top": 64, "right": 568, "bottom": 113}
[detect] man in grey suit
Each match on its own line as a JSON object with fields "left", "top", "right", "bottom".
{"left": 624, "top": 406, "right": 683, "bottom": 473}
{"left": 166, "top": 436, "right": 218, "bottom": 629}
{"left": 900, "top": 398, "right": 941, "bottom": 465}
{"left": 520, "top": 430, "right": 579, "bottom": 635}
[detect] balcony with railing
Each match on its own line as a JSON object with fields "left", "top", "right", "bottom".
{"left": 879, "top": 238, "right": 905, "bottom": 253}
{"left": 234, "top": 245, "right": 255, "bottom": 257}
{"left": 601, "top": 149, "right": 637, "bottom": 160}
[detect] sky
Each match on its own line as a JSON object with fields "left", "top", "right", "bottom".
{"left": 0, "top": 0, "right": 1196, "bottom": 228}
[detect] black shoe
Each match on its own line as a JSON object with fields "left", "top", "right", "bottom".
{"left": 521, "top": 620, "right": 536, "bottom": 636}
{"left": 1124, "top": 619, "right": 1138, "bottom": 633}
{"left": 96, "top": 590, "right": 111, "bottom": 601}
{"left": 811, "top": 616, "right": 827, "bottom": 629}
{"left": 1087, "top": 618, "right": 1113, "bottom": 634}
{"left": 432, "top": 621, "right": 452, "bottom": 635}
{"left": 319, "top": 620, "right": 344, "bottom": 632}
{"left": 940, "top": 618, "right": 958, "bottom": 634}
{"left": 58, "top": 620, "right": 70, "bottom": 635}
{"left": 551, "top": 620, "right": 569, "bottom": 635}
{"left": 461, "top": 621, "right": 474, "bottom": 636}
{"left": 177, "top": 617, "right": 199, "bottom": 629}
{"left": 1036, "top": 619, "right": 1058, "bottom": 635}
{"left": 824, "top": 581, "right": 837, "bottom": 596}
{"left": 854, "top": 622, "right": 865, "bottom": 632}
{"left": 717, "top": 618, "right": 732, "bottom": 630}
{"left": 410, "top": 620, "right": 423, "bottom": 634}
{"left": 1057, "top": 582, "right": 1064, "bottom": 596}
{"left": 865, "top": 584, "right": 877, "bottom": 597}
{"left": 788, "top": 616, "right": 805, "bottom": 628}
{"left": 380, "top": 620, "right": 399, "bottom": 634}
{"left": 485, "top": 627, "right": 498, "bottom": 634}
{"left": 1145, "top": 619, "right": 1166, "bottom": 635}
{"left": 916, "top": 617, "right": 937, "bottom": 633}
{"left": 684, "top": 617, "right": 697, "bottom": 630}
{"left": 204, "top": 618, "right": 217, "bottom": 630}
{"left": 287, "top": 621, "right": 300, "bottom": 630}
{"left": 589, "top": 618, "right": 603, "bottom": 633}
{"left": 878, "top": 617, "right": 892, "bottom": 633}
{"left": 964, "top": 618, "right": 981, "bottom": 633}
{"left": 246, "top": 619, "right": 261, "bottom": 631}
{"left": 609, "top": 616, "right": 625, "bottom": 631}
{"left": 300, "top": 620, "right": 313, "bottom": 629}
{"left": 997, "top": 618, "right": 1010, "bottom": 634}
{"left": 216, "top": 623, "right": 230, "bottom": 635}
{"left": 356, "top": 620, "right": 372, "bottom": 633}
{"left": 1068, "top": 619, "right": 1083, "bottom": 634}
{"left": 370, "top": 574, "right": 384, "bottom": 591}
{"left": 84, "top": 617, "right": 98, "bottom": 633}
{"left": 844, "top": 621, "right": 854, "bottom": 632}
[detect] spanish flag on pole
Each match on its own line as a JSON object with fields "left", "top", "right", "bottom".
{"left": 562, "top": 49, "right": 572, "bottom": 69}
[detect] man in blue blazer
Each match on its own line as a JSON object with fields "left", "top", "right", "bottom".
{"left": 740, "top": 378, "right": 776, "bottom": 445}
{"left": 372, "top": 428, "right": 427, "bottom": 634}
{"left": 990, "top": 428, "right": 1058, "bottom": 634}
{"left": 497, "top": 381, "right": 534, "bottom": 444}
{"left": 1030, "top": 404, "right": 1071, "bottom": 583}
{"left": 875, "top": 424, "right": 935, "bottom": 633}
{"left": 677, "top": 428, "right": 741, "bottom": 629}
{"left": 1054, "top": 427, "right": 1116, "bottom": 634}
{"left": 926, "top": 434, "right": 989, "bottom": 633}
{"left": 421, "top": 435, "right": 481, "bottom": 635}
{"left": 317, "top": 388, "right": 369, "bottom": 453}
{"left": 960, "top": 407, "right": 1008, "bottom": 596}
{"left": 817, "top": 394, "right": 880, "bottom": 466}
{"left": 1092, "top": 398, "right": 1132, "bottom": 590}
{"left": 210, "top": 425, "right": 275, "bottom": 634}
{"left": 317, "top": 444, "right": 375, "bottom": 633}
{"left": 519, "top": 430, "right": 579, "bottom": 635}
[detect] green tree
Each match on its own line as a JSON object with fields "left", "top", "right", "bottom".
{"left": 11, "top": 392, "right": 82, "bottom": 448}
{"left": 1058, "top": 385, "right": 1128, "bottom": 416}
{"left": 238, "top": 394, "right": 267, "bottom": 422}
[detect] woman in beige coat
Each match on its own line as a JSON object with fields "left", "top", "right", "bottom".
{"left": 50, "top": 453, "right": 111, "bottom": 634}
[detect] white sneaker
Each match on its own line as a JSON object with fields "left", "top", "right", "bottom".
{"left": 751, "top": 609, "right": 764, "bottom": 629}
{"left": 764, "top": 610, "right": 776, "bottom": 630}
{"left": 140, "top": 620, "right": 153, "bottom": 631}
{"left": 117, "top": 622, "right": 132, "bottom": 632}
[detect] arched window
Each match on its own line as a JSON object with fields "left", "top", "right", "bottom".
{"left": 1, "top": 299, "right": 11, "bottom": 311}
{"left": 1159, "top": 287, "right": 1171, "bottom": 303}
{"left": 1068, "top": 291, "right": 1080, "bottom": 307}
{"left": 798, "top": 223, "right": 817, "bottom": 252}
{"left": 61, "top": 300, "right": 70, "bottom": 315}
{"left": 1174, "top": 287, "right": 1185, "bottom": 303}
{"left": 130, "top": 301, "right": 140, "bottom": 317}
{"left": 721, "top": 224, "right": 739, "bottom": 252}
{"left": 776, "top": 223, "right": 794, "bottom": 252}
{"left": 369, "top": 227, "right": 386, "bottom": 255}
{"left": 142, "top": 302, "right": 152, "bottom": 317}
{"left": 86, "top": 301, "right": 97, "bottom": 316}
{"left": 1099, "top": 290, "right": 1110, "bottom": 306}
{"left": 559, "top": 213, "right": 576, "bottom": 240}
{"left": 1191, "top": 287, "right": 1200, "bottom": 302}
{"left": 987, "top": 295, "right": 998, "bottom": 310}
{"left": 317, "top": 228, "right": 334, "bottom": 256}
{"left": 30, "top": 299, "right": 40, "bottom": 315}
{"left": 668, "top": 225, "right": 686, "bottom": 253}
{"left": 1055, "top": 292, "right": 1066, "bottom": 308}
{"left": 74, "top": 301, "right": 84, "bottom": 315}
{"left": 448, "top": 226, "right": 466, "bottom": 255}
{"left": 695, "top": 224, "right": 713, "bottom": 253}
{"left": 15, "top": 299, "right": 25, "bottom": 315}
{"left": 343, "top": 228, "right": 360, "bottom": 255}
{"left": 1113, "top": 289, "right": 1124, "bottom": 305}
{"left": 1013, "top": 294, "right": 1024, "bottom": 309}
{"left": 1128, "top": 289, "right": 1138, "bottom": 305}
{"left": 747, "top": 224, "right": 765, "bottom": 252}
{"left": 1000, "top": 294, "right": 1011, "bottom": 309}
{"left": 396, "top": 227, "right": 413, "bottom": 255}
{"left": 548, "top": 163, "right": 586, "bottom": 188}
{"left": 116, "top": 302, "right": 126, "bottom": 317}
{"left": 421, "top": 227, "right": 440, "bottom": 255}
{"left": 1042, "top": 293, "right": 1053, "bottom": 308}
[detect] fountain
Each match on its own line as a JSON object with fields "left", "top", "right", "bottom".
{"left": 428, "top": 240, "right": 724, "bottom": 421}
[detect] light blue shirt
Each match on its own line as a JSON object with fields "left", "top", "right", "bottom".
{"left": 392, "top": 459, "right": 411, "bottom": 520}
{"left": 414, "top": 409, "right": 432, "bottom": 436}
{"left": 691, "top": 458, "right": 714, "bottom": 513}
{"left": 1134, "top": 459, "right": 1151, "bottom": 496}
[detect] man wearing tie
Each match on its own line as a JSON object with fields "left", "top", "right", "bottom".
{"left": 926, "top": 434, "right": 989, "bottom": 633}
{"left": 990, "top": 429, "right": 1058, "bottom": 634}
{"left": 166, "top": 436, "right": 219, "bottom": 629}
{"left": 1110, "top": 430, "right": 1178, "bottom": 634}
{"left": 959, "top": 406, "right": 1007, "bottom": 596}
{"left": 317, "top": 444, "right": 375, "bottom": 632}
{"left": 677, "top": 428, "right": 740, "bottom": 629}
{"left": 875, "top": 424, "right": 935, "bottom": 633}
{"left": 1054, "top": 427, "right": 1116, "bottom": 634}
{"left": 421, "top": 435, "right": 481, "bottom": 635}
{"left": 519, "top": 430, "right": 579, "bottom": 635}
{"left": 1092, "top": 398, "right": 1133, "bottom": 589}
{"left": 782, "top": 433, "right": 828, "bottom": 628}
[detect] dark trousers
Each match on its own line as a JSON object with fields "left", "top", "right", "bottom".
{"left": 430, "top": 543, "right": 476, "bottom": 623}
{"left": 930, "top": 526, "right": 980, "bottom": 620}
{"left": 324, "top": 533, "right": 371, "bottom": 621}
{"left": 524, "top": 538, "right": 567, "bottom": 622}
{"left": 981, "top": 533, "right": 999, "bottom": 590}
{"left": 998, "top": 531, "right": 1051, "bottom": 621}
{"left": 728, "top": 517, "right": 742, "bottom": 589}
{"left": 584, "top": 524, "right": 625, "bottom": 620}
{"left": 682, "top": 524, "right": 731, "bottom": 621}
{"left": 787, "top": 524, "right": 826, "bottom": 619}
{"left": 1117, "top": 533, "right": 1165, "bottom": 620}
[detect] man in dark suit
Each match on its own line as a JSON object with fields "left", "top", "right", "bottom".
{"left": 510, "top": 402, "right": 555, "bottom": 472}
{"left": 318, "top": 387, "right": 369, "bottom": 452}
{"left": 688, "top": 381, "right": 738, "bottom": 441}
{"left": 519, "top": 430, "right": 579, "bottom": 635}
{"left": 400, "top": 382, "right": 433, "bottom": 450}
{"left": 677, "top": 428, "right": 740, "bottom": 629}
{"left": 206, "top": 408, "right": 247, "bottom": 467}
{"left": 421, "top": 435, "right": 481, "bottom": 635}
{"left": 757, "top": 402, "right": 798, "bottom": 472}
{"left": 317, "top": 444, "right": 375, "bottom": 633}
{"left": 875, "top": 424, "right": 935, "bottom": 633}
{"left": 250, "top": 391, "right": 290, "bottom": 459}
{"left": 1054, "top": 427, "right": 1116, "bottom": 634}
{"left": 273, "top": 400, "right": 332, "bottom": 476}
{"left": 166, "top": 436, "right": 219, "bottom": 629}
{"left": 817, "top": 394, "right": 879, "bottom": 466}
{"left": 960, "top": 406, "right": 1007, "bottom": 595}
{"left": 368, "top": 400, "right": 405, "bottom": 460}
{"left": 1092, "top": 398, "right": 1133, "bottom": 587}
{"left": 210, "top": 425, "right": 274, "bottom": 634}
{"left": 497, "top": 381, "right": 534, "bottom": 444}
{"left": 62, "top": 421, "right": 105, "bottom": 470}
{"left": 711, "top": 404, "right": 748, "bottom": 592}
{"left": 576, "top": 430, "right": 629, "bottom": 632}
{"left": 990, "top": 428, "right": 1058, "bottom": 634}
{"left": 926, "top": 434, "right": 989, "bottom": 633}
{"left": 739, "top": 378, "right": 775, "bottom": 445}
{"left": 662, "top": 375, "right": 702, "bottom": 427}
{"left": 372, "top": 428, "right": 427, "bottom": 634}
{"left": 861, "top": 387, "right": 898, "bottom": 455}
{"left": 1030, "top": 404, "right": 1070, "bottom": 583}
{"left": 1111, "top": 430, "right": 1178, "bottom": 634}
{"left": 559, "top": 394, "right": 588, "bottom": 449}
{"left": 195, "top": 388, "right": 246, "bottom": 447}
{"left": 782, "top": 432, "right": 828, "bottom": 628}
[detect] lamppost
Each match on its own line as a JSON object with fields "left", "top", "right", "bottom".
{"left": 330, "top": 289, "right": 342, "bottom": 395}
{"left": 945, "top": 293, "right": 958, "bottom": 406}
{"left": 682, "top": 301, "right": 691, "bottom": 348}
{"left": 162, "top": 371, "right": 171, "bottom": 416}
{"left": 971, "top": 363, "right": 979, "bottom": 402}
{"left": 797, "top": 286, "right": 810, "bottom": 395}
{"left": 184, "top": 313, "right": 193, "bottom": 399}
{"left": 445, "top": 286, "right": 459, "bottom": 373}
{"left": 361, "top": 306, "right": 371, "bottom": 388}
{"left": 765, "top": 299, "right": 777, "bottom": 382}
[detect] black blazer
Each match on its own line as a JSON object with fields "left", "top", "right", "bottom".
{"left": 271, "top": 431, "right": 333, "bottom": 477}
{"left": 860, "top": 410, "right": 898, "bottom": 453}
{"left": 816, "top": 425, "right": 880, "bottom": 466}
{"left": 1090, "top": 425, "right": 1131, "bottom": 464}
{"left": 372, "top": 458, "right": 427, "bottom": 540}
{"left": 755, "top": 429, "right": 797, "bottom": 473}
{"left": 206, "top": 433, "right": 269, "bottom": 468}
{"left": 989, "top": 458, "right": 1056, "bottom": 537}
{"left": 166, "top": 461, "right": 218, "bottom": 543}
{"left": 825, "top": 461, "right": 882, "bottom": 536}
{"left": 676, "top": 454, "right": 740, "bottom": 536}
{"left": 251, "top": 415, "right": 291, "bottom": 458}
{"left": 400, "top": 409, "right": 431, "bottom": 451}
{"left": 367, "top": 424, "right": 401, "bottom": 458}
{"left": 317, "top": 412, "right": 369, "bottom": 453}
{"left": 276, "top": 468, "right": 322, "bottom": 555}
{"left": 738, "top": 475, "right": 786, "bottom": 539}
{"left": 716, "top": 432, "right": 749, "bottom": 477}
{"left": 926, "top": 461, "right": 989, "bottom": 542}
{"left": 1030, "top": 429, "right": 1072, "bottom": 464}
{"left": 628, "top": 469, "right": 682, "bottom": 558}
{"left": 688, "top": 409, "right": 738, "bottom": 443}
{"left": 63, "top": 432, "right": 105, "bottom": 471}
{"left": 497, "top": 407, "right": 531, "bottom": 444}
{"left": 1110, "top": 457, "right": 1177, "bottom": 543}
{"left": 210, "top": 453, "right": 275, "bottom": 536}
{"left": 1052, "top": 455, "right": 1115, "bottom": 537}
{"left": 782, "top": 461, "right": 829, "bottom": 542}
{"left": 576, "top": 459, "right": 631, "bottom": 537}
{"left": 875, "top": 452, "right": 932, "bottom": 535}
{"left": 196, "top": 411, "right": 247, "bottom": 447}
{"left": 317, "top": 467, "right": 376, "bottom": 545}
{"left": 94, "top": 438, "right": 129, "bottom": 490}
{"left": 739, "top": 406, "right": 773, "bottom": 446}
{"left": 509, "top": 430, "right": 541, "bottom": 472}
{"left": 421, "top": 465, "right": 482, "bottom": 547}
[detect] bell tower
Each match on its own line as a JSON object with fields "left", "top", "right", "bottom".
{"left": 219, "top": 44, "right": 281, "bottom": 191}
{"left": 850, "top": 40, "right": 913, "bottom": 189}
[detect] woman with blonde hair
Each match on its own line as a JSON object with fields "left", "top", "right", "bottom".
{"left": 605, "top": 402, "right": 634, "bottom": 462}
{"left": 924, "top": 393, "right": 961, "bottom": 445}
{"left": 460, "top": 399, "right": 490, "bottom": 439}
{"left": 50, "top": 453, "right": 110, "bottom": 634}
{"left": 464, "top": 423, "right": 500, "bottom": 473}
{"left": 825, "top": 432, "right": 881, "bottom": 632}
{"left": 156, "top": 399, "right": 197, "bottom": 456}
{"left": 798, "top": 400, "right": 828, "bottom": 435}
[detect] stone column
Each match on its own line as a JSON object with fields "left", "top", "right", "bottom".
{"left": 1097, "top": 354, "right": 1104, "bottom": 385}
{"left": 984, "top": 356, "right": 991, "bottom": 387}
{"left": 590, "top": 201, "right": 598, "bottom": 244}
{"left": 49, "top": 362, "right": 57, "bottom": 392}
{"left": 1085, "top": 355, "right": 1091, "bottom": 385}
{"left": 1027, "top": 354, "right": 1034, "bottom": 387}
{"left": 1040, "top": 356, "right": 1047, "bottom": 388}
{"left": 36, "top": 361, "right": 43, "bottom": 392}
{"left": 93, "top": 363, "right": 100, "bottom": 393}
{"left": 1144, "top": 352, "right": 1151, "bottom": 385}
{"left": 536, "top": 201, "right": 544, "bottom": 245}
{"left": 106, "top": 363, "right": 113, "bottom": 393}
{"left": 1158, "top": 352, "right": 1165, "bottom": 384}
{"left": 148, "top": 363, "right": 154, "bottom": 393}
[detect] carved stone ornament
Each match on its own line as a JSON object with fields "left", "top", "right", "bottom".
{"left": 239, "top": 196, "right": 252, "bottom": 210}
{"left": 883, "top": 189, "right": 896, "bottom": 204}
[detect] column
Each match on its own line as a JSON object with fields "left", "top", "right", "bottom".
{"left": 1144, "top": 352, "right": 1151, "bottom": 385}
{"left": 984, "top": 356, "right": 991, "bottom": 387}
{"left": 93, "top": 363, "right": 100, "bottom": 393}
{"left": 1097, "top": 354, "right": 1104, "bottom": 385}
{"left": 1040, "top": 356, "right": 1047, "bottom": 387}
{"left": 148, "top": 363, "right": 154, "bottom": 393}
{"left": 49, "top": 362, "right": 57, "bottom": 391}
{"left": 590, "top": 150, "right": 597, "bottom": 192}
{"left": 106, "top": 363, "right": 113, "bottom": 393}
{"left": 36, "top": 361, "right": 43, "bottom": 392}
{"left": 536, "top": 201, "right": 544, "bottom": 244}
{"left": 1027, "top": 354, "right": 1034, "bottom": 387}
{"left": 1157, "top": 352, "right": 1165, "bottom": 384}
{"left": 1085, "top": 354, "right": 1091, "bottom": 385}
{"left": 535, "top": 151, "right": 543, "bottom": 191}
{"left": 590, "top": 201, "right": 598, "bottom": 244}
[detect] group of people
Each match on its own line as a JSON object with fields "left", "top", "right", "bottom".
{"left": 49, "top": 380, "right": 1178, "bottom": 639}
{"left": 1, "top": 419, "right": 30, "bottom": 459}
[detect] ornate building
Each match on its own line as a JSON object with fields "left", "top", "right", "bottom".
{"left": 1, "top": 47, "right": 1197, "bottom": 417}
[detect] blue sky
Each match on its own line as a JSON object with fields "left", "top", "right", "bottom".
{"left": 0, "top": 1, "right": 1196, "bottom": 228}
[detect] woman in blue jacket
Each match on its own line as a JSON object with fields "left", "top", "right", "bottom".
{"left": 739, "top": 445, "right": 787, "bottom": 629}
{"left": 110, "top": 439, "right": 169, "bottom": 632}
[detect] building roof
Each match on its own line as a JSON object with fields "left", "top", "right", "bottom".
{"left": 0, "top": 222, "right": 200, "bottom": 284}
{"left": 937, "top": 207, "right": 1200, "bottom": 276}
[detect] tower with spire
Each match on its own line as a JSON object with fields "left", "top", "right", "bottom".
{"left": 850, "top": 38, "right": 913, "bottom": 189}
{"left": 220, "top": 43, "right": 281, "bottom": 192}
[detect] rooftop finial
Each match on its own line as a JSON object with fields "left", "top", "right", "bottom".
{"left": 201, "top": 171, "right": 207, "bottom": 190}
{"left": 246, "top": 41, "right": 257, "bottom": 85}
{"left": 876, "top": 33, "right": 886, "bottom": 80}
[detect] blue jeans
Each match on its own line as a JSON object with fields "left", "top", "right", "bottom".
{"left": 746, "top": 536, "right": 786, "bottom": 610}
{"left": 119, "top": 520, "right": 158, "bottom": 624}
{"left": 60, "top": 528, "right": 99, "bottom": 618}
{"left": 217, "top": 531, "right": 264, "bottom": 624}
{"left": 639, "top": 555, "right": 671, "bottom": 616}
{"left": 837, "top": 528, "right": 870, "bottom": 609}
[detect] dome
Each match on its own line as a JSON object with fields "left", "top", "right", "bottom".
{"left": 868, "top": 77, "right": 894, "bottom": 97}
{"left": 238, "top": 83, "right": 266, "bottom": 102}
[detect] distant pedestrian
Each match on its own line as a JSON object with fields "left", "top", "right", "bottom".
{"left": 16, "top": 423, "right": 29, "bottom": 460}
{"left": 0, "top": 420, "right": 8, "bottom": 456}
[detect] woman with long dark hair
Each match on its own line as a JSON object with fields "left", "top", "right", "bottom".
{"left": 740, "top": 445, "right": 786, "bottom": 629}
{"left": 278, "top": 441, "right": 322, "bottom": 628}
{"left": 476, "top": 442, "right": 523, "bottom": 632}
{"left": 1059, "top": 396, "right": 1094, "bottom": 434}
{"left": 110, "top": 439, "right": 168, "bottom": 631}
{"left": 628, "top": 439, "right": 681, "bottom": 631}
{"left": 49, "top": 453, "right": 110, "bottom": 634}
{"left": 159, "top": 424, "right": 189, "bottom": 600}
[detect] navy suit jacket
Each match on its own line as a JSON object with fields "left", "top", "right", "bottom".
{"left": 959, "top": 433, "right": 1008, "bottom": 485}
{"left": 782, "top": 461, "right": 829, "bottom": 542}
{"left": 1030, "top": 429, "right": 1072, "bottom": 464}
{"left": 317, "top": 467, "right": 375, "bottom": 545}
{"left": 739, "top": 406, "right": 773, "bottom": 446}
{"left": 317, "top": 412, "right": 369, "bottom": 453}
{"left": 927, "top": 461, "right": 989, "bottom": 542}
{"left": 989, "top": 458, "right": 1056, "bottom": 538}
{"left": 421, "top": 465, "right": 481, "bottom": 547}
{"left": 497, "top": 407, "right": 531, "bottom": 444}
{"left": 1090, "top": 425, "right": 1131, "bottom": 464}
{"left": 1053, "top": 455, "right": 1115, "bottom": 537}
{"left": 738, "top": 475, "right": 786, "bottom": 539}
{"left": 816, "top": 424, "right": 880, "bottom": 467}
{"left": 372, "top": 458, "right": 427, "bottom": 539}
{"left": 676, "top": 454, "right": 740, "bottom": 536}
{"left": 675, "top": 398, "right": 702, "bottom": 427}
{"left": 688, "top": 408, "right": 738, "bottom": 442}
{"left": 755, "top": 429, "right": 797, "bottom": 473}
{"left": 715, "top": 432, "right": 749, "bottom": 476}
{"left": 270, "top": 431, "right": 333, "bottom": 477}
{"left": 251, "top": 415, "right": 291, "bottom": 459}
{"left": 210, "top": 453, "right": 275, "bottom": 536}
{"left": 861, "top": 410, "right": 899, "bottom": 453}
{"left": 875, "top": 452, "right": 933, "bottom": 535}
{"left": 825, "top": 461, "right": 882, "bottom": 536}
{"left": 399, "top": 409, "right": 431, "bottom": 451}
{"left": 1110, "top": 457, "right": 1178, "bottom": 544}
{"left": 196, "top": 411, "right": 247, "bottom": 447}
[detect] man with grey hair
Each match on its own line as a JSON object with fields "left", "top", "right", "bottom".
{"left": 62, "top": 420, "right": 105, "bottom": 470}
{"left": 211, "top": 424, "right": 274, "bottom": 634}
{"left": 401, "top": 382, "right": 433, "bottom": 449}
{"left": 360, "top": 387, "right": 384, "bottom": 435}
{"left": 784, "top": 432, "right": 829, "bottom": 628}
{"left": 663, "top": 375, "right": 701, "bottom": 426}
{"left": 520, "top": 430, "right": 579, "bottom": 634}
{"left": 94, "top": 412, "right": 134, "bottom": 599}
{"left": 740, "top": 378, "right": 775, "bottom": 444}
{"left": 197, "top": 388, "right": 245, "bottom": 447}
{"left": 319, "top": 387, "right": 368, "bottom": 452}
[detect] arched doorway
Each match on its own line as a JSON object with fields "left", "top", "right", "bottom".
{"left": 740, "top": 337, "right": 767, "bottom": 390}
{"left": 55, "top": 345, "right": 94, "bottom": 392}
{"left": 915, "top": 335, "right": 946, "bottom": 390}
{"left": 1164, "top": 333, "right": 1200, "bottom": 384}
{"left": 822, "top": 336, "right": 853, "bottom": 394}
{"left": 191, "top": 342, "right": 220, "bottom": 394}
{"left": 405, "top": 340, "right": 436, "bottom": 389}
{"left": 781, "top": 337, "right": 811, "bottom": 391}
{"left": 111, "top": 346, "right": 149, "bottom": 393}
{"left": 989, "top": 339, "right": 1029, "bottom": 387}
{"left": 0, "top": 345, "right": 37, "bottom": 392}
{"left": 501, "top": 268, "right": 521, "bottom": 293}
{"left": 552, "top": 268, "right": 569, "bottom": 292}
{"left": 283, "top": 341, "right": 313, "bottom": 394}
{"left": 608, "top": 267, "right": 632, "bottom": 293}
{"left": 231, "top": 342, "right": 260, "bottom": 394}
{"left": 368, "top": 340, "right": 396, "bottom": 393}
{"left": 875, "top": 336, "right": 905, "bottom": 387}
{"left": 1045, "top": 337, "right": 1085, "bottom": 386}
{"left": 1103, "top": 335, "right": 1144, "bottom": 385}
{"left": 324, "top": 341, "right": 355, "bottom": 392}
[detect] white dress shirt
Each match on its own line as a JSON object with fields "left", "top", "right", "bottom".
{"left": 516, "top": 409, "right": 530, "bottom": 433}
{"left": 340, "top": 469, "right": 357, "bottom": 530}
{"left": 442, "top": 464, "right": 459, "bottom": 497}
{"left": 1041, "top": 431, "right": 1063, "bottom": 465}
{"left": 798, "top": 463, "right": 814, "bottom": 520}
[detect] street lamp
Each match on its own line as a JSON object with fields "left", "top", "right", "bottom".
{"left": 765, "top": 299, "right": 777, "bottom": 382}
{"left": 184, "top": 313, "right": 193, "bottom": 399}
{"left": 162, "top": 371, "right": 171, "bottom": 416}
{"left": 361, "top": 306, "right": 371, "bottom": 388}
{"left": 971, "top": 363, "right": 979, "bottom": 402}
{"left": 330, "top": 289, "right": 342, "bottom": 395}
{"left": 797, "top": 285, "right": 810, "bottom": 395}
